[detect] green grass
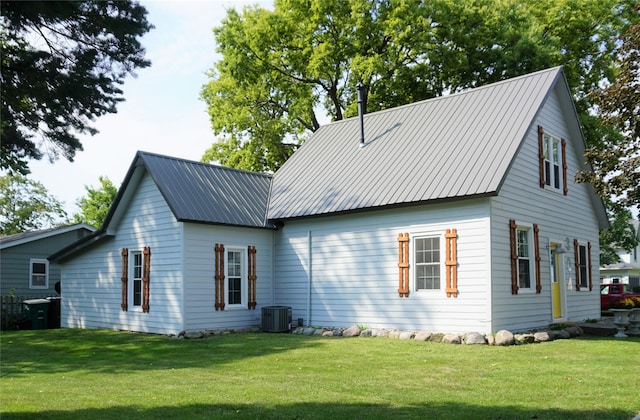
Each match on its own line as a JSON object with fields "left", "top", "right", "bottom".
{"left": 1, "top": 329, "right": 639, "bottom": 419}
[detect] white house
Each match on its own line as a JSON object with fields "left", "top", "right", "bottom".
{"left": 600, "top": 220, "right": 640, "bottom": 289}
{"left": 51, "top": 67, "right": 608, "bottom": 335}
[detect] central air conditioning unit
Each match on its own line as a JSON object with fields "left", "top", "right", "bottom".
{"left": 261, "top": 306, "right": 292, "bottom": 332}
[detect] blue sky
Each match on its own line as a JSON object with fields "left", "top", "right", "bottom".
{"left": 29, "top": 0, "right": 271, "bottom": 216}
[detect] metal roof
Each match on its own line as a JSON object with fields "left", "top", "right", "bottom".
{"left": 116, "top": 152, "right": 274, "bottom": 229}
{"left": 0, "top": 224, "right": 96, "bottom": 250}
{"left": 268, "top": 67, "right": 564, "bottom": 220}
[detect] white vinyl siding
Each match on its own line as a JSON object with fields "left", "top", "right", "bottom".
{"left": 490, "top": 85, "right": 601, "bottom": 331}
{"left": 274, "top": 199, "right": 492, "bottom": 333}
{"left": 182, "top": 223, "right": 274, "bottom": 332}
{"left": 60, "top": 171, "right": 184, "bottom": 335}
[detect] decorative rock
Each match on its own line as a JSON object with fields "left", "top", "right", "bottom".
{"left": 399, "top": 331, "right": 414, "bottom": 340}
{"left": 486, "top": 334, "right": 495, "bottom": 346}
{"left": 428, "top": 333, "right": 444, "bottom": 343}
{"left": 442, "top": 333, "right": 462, "bottom": 344}
{"left": 302, "top": 327, "right": 315, "bottom": 336}
{"left": 533, "top": 331, "right": 552, "bottom": 342}
{"left": 495, "top": 330, "right": 515, "bottom": 346}
{"left": 185, "top": 330, "right": 204, "bottom": 339}
{"left": 313, "top": 328, "right": 326, "bottom": 336}
{"left": 414, "top": 331, "right": 432, "bottom": 342}
{"left": 552, "top": 329, "right": 571, "bottom": 339}
{"left": 322, "top": 330, "right": 334, "bottom": 337}
{"left": 564, "top": 326, "right": 583, "bottom": 337}
{"left": 342, "top": 325, "right": 361, "bottom": 337}
{"left": 388, "top": 330, "right": 401, "bottom": 339}
{"left": 332, "top": 328, "right": 343, "bottom": 336}
{"left": 464, "top": 332, "right": 486, "bottom": 345}
{"left": 371, "top": 329, "right": 388, "bottom": 338}
{"left": 360, "top": 329, "right": 373, "bottom": 337}
{"left": 514, "top": 333, "right": 535, "bottom": 344}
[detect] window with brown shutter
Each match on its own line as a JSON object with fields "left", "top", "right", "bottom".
{"left": 561, "top": 138, "right": 568, "bottom": 195}
{"left": 142, "top": 247, "right": 151, "bottom": 313}
{"left": 574, "top": 239, "right": 581, "bottom": 291}
{"left": 248, "top": 245, "right": 257, "bottom": 309}
{"left": 588, "top": 242, "right": 593, "bottom": 291}
{"left": 509, "top": 220, "right": 519, "bottom": 295}
{"left": 215, "top": 243, "right": 225, "bottom": 310}
{"left": 445, "top": 229, "right": 458, "bottom": 297}
{"left": 534, "top": 224, "right": 541, "bottom": 294}
{"left": 397, "top": 233, "right": 409, "bottom": 297}
{"left": 538, "top": 126, "right": 545, "bottom": 189}
{"left": 121, "top": 248, "right": 129, "bottom": 311}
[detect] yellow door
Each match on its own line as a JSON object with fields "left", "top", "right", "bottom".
{"left": 551, "top": 244, "right": 562, "bottom": 318}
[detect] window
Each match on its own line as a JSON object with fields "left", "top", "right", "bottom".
{"left": 131, "top": 251, "right": 143, "bottom": 307}
{"left": 415, "top": 237, "right": 440, "bottom": 291}
{"left": 543, "top": 134, "right": 561, "bottom": 190}
{"left": 578, "top": 244, "right": 588, "bottom": 289}
{"left": 516, "top": 226, "right": 533, "bottom": 290}
{"left": 29, "top": 259, "right": 48, "bottom": 289}
{"left": 225, "top": 248, "right": 246, "bottom": 307}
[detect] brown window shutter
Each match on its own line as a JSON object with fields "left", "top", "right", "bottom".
{"left": 588, "top": 241, "right": 593, "bottom": 291}
{"left": 534, "top": 224, "right": 541, "bottom": 294}
{"left": 121, "top": 248, "right": 129, "bottom": 311}
{"left": 509, "top": 220, "right": 519, "bottom": 295}
{"left": 215, "top": 244, "right": 225, "bottom": 310}
{"left": 445, "top": 229, "right": 458, "bottom": 297}
{"left": 142, "top": 247, "right": 151, "bottom": 313}
{"left": 561, "top": 138, "right": 568, "bottom": 195}
{"left": 397, "top": 233, "right": 409, "bottom": 297}
{"left": 573, "top": 239, "right": 580, "bottom": 291}
{"left": 538, "top": 125, "right": 545, "bottom": 188}
{"left": 248, "top": 245, "right": 257, "bottom": 309}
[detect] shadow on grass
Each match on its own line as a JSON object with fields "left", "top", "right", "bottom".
{"left": 1, "top": 402, "right": 633, "bottom": 420}
{"left": 1, "top": 329, "right": 325, "bottom": 377}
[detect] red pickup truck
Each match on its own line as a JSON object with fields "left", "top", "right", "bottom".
{"left": 600, "top": 283, "right": 640, "bottom": 310}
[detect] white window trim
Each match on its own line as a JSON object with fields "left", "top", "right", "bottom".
{"left": 515, "top": 223, "right": 535, "bottom": 293}
{"left": 29, "top": 258, "right": 49, "bottom": 289}
{"left": 543, "top": 131, "right": 563, "bottom": 193}
{"left": 413, "top": 234, "right": 443, "bottom": 293}
{"left": 129, "top": 250, "right": 143, "bottom": 311}
{"left": 224, "top": 246, "right": 248, "bottom": 309}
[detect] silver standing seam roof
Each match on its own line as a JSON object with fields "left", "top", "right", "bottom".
{"left": 268, "top": 66, "right": 565, "bottom": 220}
{"left": 132, "top": 152, "right": 274, "bottom": 228}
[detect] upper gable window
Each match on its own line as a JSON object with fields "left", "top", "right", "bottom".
{"left": 29, "top": 259, "right": 48, "bottom": 289}
{"left": 543, "top": 134, "right": 561, "bottom": 190}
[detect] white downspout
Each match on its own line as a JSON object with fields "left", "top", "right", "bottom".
{"left": 307, "top": 230, "right": 312, "bottom": 326}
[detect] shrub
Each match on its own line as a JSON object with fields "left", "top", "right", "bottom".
{"left": 610, "top": 297, "right": 635, "bottom": 309}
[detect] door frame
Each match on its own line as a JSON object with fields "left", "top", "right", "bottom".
{"left": 549, "top": 240, "right": 566, "bottom": 321}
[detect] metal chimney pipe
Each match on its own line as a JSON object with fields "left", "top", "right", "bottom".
{"left": 356, "top": 82, "right": 366, "bottom": 147}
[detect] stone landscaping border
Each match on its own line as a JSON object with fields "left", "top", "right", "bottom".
{"left": 177, "top": 321, "right": 619, "bottom": 345}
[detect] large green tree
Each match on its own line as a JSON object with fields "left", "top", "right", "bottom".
{"left": 580, "top": 4, "right": 640, "bottom": 213}
{"left": 201, "top": 0, "right": 635, "bottom": 172}
{"left": 1, "top": 1, "right": 153, "bottom": 175}
{"left": 72, "top": 176, "right": 118, "bottom": 228}
{"left": 0, "top": 174, "right": 68, "bottom": 235}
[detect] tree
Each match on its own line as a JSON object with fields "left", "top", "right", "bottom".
{"left": 72, "top": 176, "right": 118, "bottom": 228}
{"left": 580, "top": 4, "right": 640, "bottom": 214}
{"left": 599, "top": 206, "right": 640, "bottom": 265}
{"left": 0, "top": 174, "right": 68, "bottom": 235}
{"left": 201, "top": 0, "right": 635, "bottom": 172}
{"left": 1, "top": 1, "right": 153, "bottom": 175}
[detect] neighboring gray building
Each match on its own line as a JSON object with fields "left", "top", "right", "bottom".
{"left": 0, "top": 224, "right": 95, "bottom": 298}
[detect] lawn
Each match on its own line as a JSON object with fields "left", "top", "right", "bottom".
{"left": 1, "top": 329, "right": 639, "bottom": 419}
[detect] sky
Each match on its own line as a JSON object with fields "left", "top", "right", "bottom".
{"left": 28, "top": 0, "right": 271, "bottom": 216}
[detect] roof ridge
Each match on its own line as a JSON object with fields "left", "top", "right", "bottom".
{"left": 137, "top": 151, "right": 273, "bottom": 179}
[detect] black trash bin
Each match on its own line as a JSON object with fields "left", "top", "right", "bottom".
{"left": 46, "top": 297, "right": 61, "bottom": 328}
{"left": 23, "top": 299, "right": 50, "bottom": 330}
